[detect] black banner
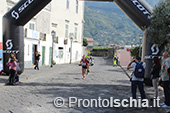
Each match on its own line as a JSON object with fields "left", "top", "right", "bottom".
{"left": 114, "top": 0, "right": 152, "bottom": 31}
{"left": 3, "top": 0, "right": 51, "bottom": 74}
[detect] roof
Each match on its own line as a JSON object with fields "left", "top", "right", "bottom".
{"left": 86, "top": 38, "right": 94, "bottom": 42}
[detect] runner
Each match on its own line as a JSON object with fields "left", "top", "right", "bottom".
{"left": 80, "top": 55, "right": 89, "bottom": 79}
{"left": 85, "top": 53, "right": 92, "bottom": 74}
{"left": 113, "top": 55, "right": 118, "bottom": 66}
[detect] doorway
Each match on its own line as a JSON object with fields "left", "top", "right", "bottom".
{"left": 32, "top": 44, "right": 38, "bottom": 65}
{"left": 42, "top": 46, "right": 46, "bottom": 65}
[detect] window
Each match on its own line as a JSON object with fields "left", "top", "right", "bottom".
{"left": 66, "top": 0, "right": 69, "bottom": 9}
{"left": 45, "top": 3, "right": 51, "bottom": 11}
{"left": 40, "top": 33, "right": 46, "bottom": 41}
{"left": 25, "top": 28, "right": 27, "bottom": 37}
{"left": 74, "top": 27, "right": 78, "bottom": 40}
{"left": 76, "top": 0, "right": 78, "bottom": 13}
{"left": 29, "top": 23, "right": 35, "bottom": 30}
{"left": 58, "top": 47, "right": 64, "bottom": 59}
{"left": 28, "top": 45, "right": 29, "bottom": 55}
{"left": 65, "top": 24, "right": 69, "bottom": 38}
{"left": 52, "top": 23, "right": 57, "bottom": 28}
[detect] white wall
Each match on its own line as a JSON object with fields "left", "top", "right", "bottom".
{"left": 72, "top": 42, "right": 83, "bottom": 62}
{"left": 24, "top": 38, "right": 39, "bottom": 68}
{"left": 50, "top": 0, "right": 84, "bottom": 43}
{"left": 0, "top": 14, "right": 2, "bottom": 42}
{"left": 39, "top": 34, "right": 52, "bottom": 66}
{"left": 0, "top": 0, "right": 7, "bottom": 15}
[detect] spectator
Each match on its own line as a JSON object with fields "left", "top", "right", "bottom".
{"left": 6, "top": 57, "right": 17, "bottom": 85}
{"left": 150, "top": 56, "right": 161, "bottom": 100}
{"left": 127, "top": 56, "right": 146, "bottom": 99}
{"left": 15, "top": 61, "right": 21, "bottom": 84}
{"left": 160, "top": 52, "right": 170, "bottom": 108}
{"left": 34, "top": 51, "right": 41, "bottom": 70}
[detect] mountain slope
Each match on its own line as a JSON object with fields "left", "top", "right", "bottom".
{"left": 84, "top": 0, "right": 160, "bottom": 45}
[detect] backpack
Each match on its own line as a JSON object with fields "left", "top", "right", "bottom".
{"left": 167, "top": 68, "right": 170, "bottom": 75}
{"left": 114, "top": 57, "right": 117, "bottom": 61}
{"left": 134, "top": 62, "right": 145, "bottom": 78}
{"left": 16, "top": 62, "right": 21, "bottom": 72}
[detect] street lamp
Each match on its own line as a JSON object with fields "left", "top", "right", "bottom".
{"left": 139, "top": 33, "right": 143, "bottom": 57}
{"left": 69, "top": 33, "right": 74, "bottom": 64}
{"left": 51, "top": 30, "right": 56, "bottom": 67}
{"left": 131, "top": 39, "right": 134, "bottom": 48}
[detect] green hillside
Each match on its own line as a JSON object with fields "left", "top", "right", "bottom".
{"left": 84, "top": 0, "right": 160, "bottom": 45}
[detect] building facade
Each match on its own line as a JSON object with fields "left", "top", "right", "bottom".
{"left": 86, "top": 38, "right": 94, "bottom": 47}
{"left": 0, "top": 0, "right": 84, "bottom": 68}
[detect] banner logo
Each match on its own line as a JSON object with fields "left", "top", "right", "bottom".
{"left": 11, "top": 10, "right": 19, "bottom": 20}
{"left": 151, "top": 44, "right": 159, "bottom": 55}
{"left": 6, "top": 40, "right": 13, "bottom": 50}
{"left": 131, "top": 0, "right": 152, "bottom": 19}
{"left": 11, "top": 0, "right": 34, "bottom": 20}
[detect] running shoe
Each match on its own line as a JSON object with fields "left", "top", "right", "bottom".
{"left": 160, "top": 103, "right": 166, "bottom": 106}
{"left": 15, "top": 81, "right": 21, "bottom": 84}
{"left": 161, "top": 104, "right": 170, "bottom": 108}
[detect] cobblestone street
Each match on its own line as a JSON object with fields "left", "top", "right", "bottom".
{"left": 0, "top": 57, "right": 166, "bottom": 113}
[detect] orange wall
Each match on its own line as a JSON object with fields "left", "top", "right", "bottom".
{"left": 117, "top": 49, "right": 132, "bottom": 66}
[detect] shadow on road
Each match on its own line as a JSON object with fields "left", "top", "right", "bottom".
{"left": 0, "top": 78, "right": 8, "bottom": 84}
{"left": 102, "top": 57, "right": 113, "bottom": 66}
{"left": 107, "top": 69, "right": 124, "bottom": 73}
{"left": 18, "top": 82, "right": 155, "bottom": 113}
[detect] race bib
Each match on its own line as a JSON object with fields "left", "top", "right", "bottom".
{"left": 82, "top": 63, "right": 86, "bottom": 66}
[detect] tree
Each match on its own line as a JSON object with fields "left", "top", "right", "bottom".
{"left": 130, "top": 46, "right": 142, "bottom": 58}
{"left": 83, "top": 38, "right": 88, "bottom": 46}
{"left": 147, "top": 0, "right": 170, "bottom": 47}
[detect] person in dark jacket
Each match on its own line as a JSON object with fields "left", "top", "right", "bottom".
{"left": 34, "top": 51, "right": 41, "bottom": 70}
{"left": 150, "top": 56, "right": 161, "bottom": 99}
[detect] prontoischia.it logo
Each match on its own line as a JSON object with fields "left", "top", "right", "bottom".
{"left": 11, "top": 0, "right": 34, "bottom": 20}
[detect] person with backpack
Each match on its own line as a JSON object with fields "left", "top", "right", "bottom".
{"left": 127, "top": 56, "right": 146, "bottom": 99}
{"left": 160, "top": 52, "right": 170, "bottom": 108}
{"left": 150, "top": 56, "right": 161, "bottom": 100}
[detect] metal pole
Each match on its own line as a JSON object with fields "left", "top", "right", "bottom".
{"left": 139, "top": 38, "right": 142, "bottom": 57}
{"left": 70, "top": 39, "right": 72, "bottom": 64}
{"left": 51, "top": 36, "right": 54, "bottom": 67}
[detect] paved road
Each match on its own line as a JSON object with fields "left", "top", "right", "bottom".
{"left": 0, "top": 57, "right": 164, "bottom": 113}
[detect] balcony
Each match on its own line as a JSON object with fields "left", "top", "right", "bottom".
{"left": 25, "top": 28, "right": 40, "bottom": 40}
